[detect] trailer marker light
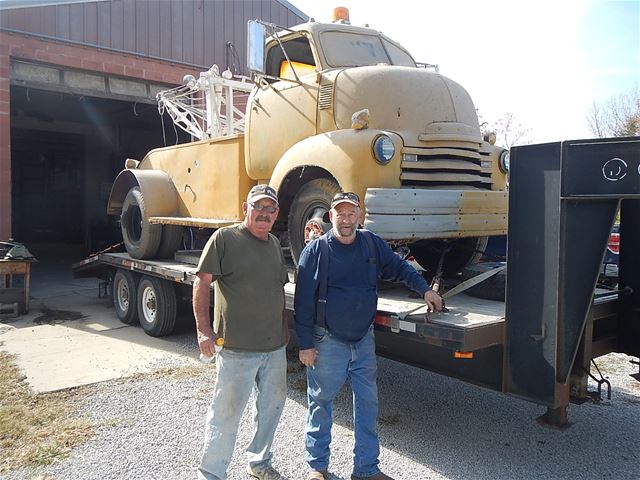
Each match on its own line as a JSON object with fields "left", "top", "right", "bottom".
{"left": 454, "top": 351, "right": 473, "bottom": 359}
{"left": 374, "top": 314, "right": 391, "bottom": 327}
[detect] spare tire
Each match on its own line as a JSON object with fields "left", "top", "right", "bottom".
{"left": 461, "top": 261, "right": 507, "bottom": 301}
{"left": 121, "top": 187, "right": 162, "bottom": 259}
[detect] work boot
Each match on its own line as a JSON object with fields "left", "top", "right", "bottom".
{"left": 351, "top": 472, "right": 394, "bottom": 480}
{"left": 246, "top": 464, "right": 282, "bottom": 480}
{"left": 307, "top": 470, "right": 328, "bottom": 480}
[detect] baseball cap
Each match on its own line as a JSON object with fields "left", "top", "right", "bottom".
{"left": 331, "top": 191, "right": 360, "bottom": 209}
{"left": 247, "top": 184, "right": 279, "bottom": 205}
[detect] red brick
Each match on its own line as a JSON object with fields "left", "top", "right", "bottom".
{"left": 103, "top": 62, "right": 125, "bottom": 76}
{"left": 0, "top": 78, "right": 8, "bottom": 90}
{"left": 81, "top": 59, "right": 103, "bottom": 70}
{"left": 124, "top": 65, "right": 144, "bottom": 78}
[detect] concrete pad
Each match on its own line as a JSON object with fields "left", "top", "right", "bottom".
{"left": 0, "top": 249, "right": 199, "bottom": 393}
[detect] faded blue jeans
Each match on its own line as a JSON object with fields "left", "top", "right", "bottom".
{"left": 198, "top": 346, "right": 287, "bottom": 480}
{"left": 305, "top": 325, "right": 380, "bottom": 477}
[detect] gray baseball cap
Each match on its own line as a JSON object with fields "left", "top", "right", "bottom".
{"left": 247, "top": 184, "right": 279, "bottom": 205}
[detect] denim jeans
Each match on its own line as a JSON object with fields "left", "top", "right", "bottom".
{"left": 198, "top": 346, "right": 287, "bottom": 480}
{"left": 305, "top": 325, "right": 380, "bottom": 477}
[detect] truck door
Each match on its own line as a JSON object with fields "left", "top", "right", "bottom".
{"left": 245, "top": 34, "right": 319, "bottom": 180}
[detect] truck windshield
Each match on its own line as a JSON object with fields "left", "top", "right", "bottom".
{"left": 320, "top": 31, "right": 416, "bottom": 68}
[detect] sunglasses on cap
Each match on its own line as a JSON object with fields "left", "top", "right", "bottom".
{"left": 331, "top": 192, "right": 360, "bottom": 207}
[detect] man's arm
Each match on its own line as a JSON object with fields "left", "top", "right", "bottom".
{"left": 193, "top": 272, "right": 219, "bottom": 357}
{"left": 375, "top": 236, "right": 442, "bottom": 311}
{"left": 294, "top": 244, "right": 320, "bottom": 366}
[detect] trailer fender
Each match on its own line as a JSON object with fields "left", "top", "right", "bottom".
{"left": 107, "top": 169, "right": 178, "bottom": 217}
{"left": 269, "top": 129, "right": 403, "bottom": 203}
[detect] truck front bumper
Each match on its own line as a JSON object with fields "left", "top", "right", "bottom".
{"left": 363, "top": 188, "right": 508, "bottom": 241}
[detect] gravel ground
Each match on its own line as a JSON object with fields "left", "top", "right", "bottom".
{"left": 3, "top": 332, "right": 640, "bottom": 480}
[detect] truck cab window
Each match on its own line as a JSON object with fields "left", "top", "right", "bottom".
{"left": 265, "top": 35, "right": 316, "bottom": 79}
{"left": 381, "top": 38, "right": 416, "bottom": 67}
{"left": 320, "top": 31, "right": 416, "bottom": 68}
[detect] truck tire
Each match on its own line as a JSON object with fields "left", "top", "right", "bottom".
{"left": 112, "top": 269, "right": 139, "bottom": 325}
{"left": 121, "top": 187, "right": 162, "bottom": 259}
{"left": 137, "top": 276, "right": 177, "bottom": 337}
{"left": 410, "top": 236, "right": 489, "bottom": 277}
{"left": 461, "top": 261, "right": 507, "bottom": 301}
{"left": 156, "top": 225, "right": 183, "bottom": 260}
{"left": 288, "top": 178, "right": 341, "bottom": 265}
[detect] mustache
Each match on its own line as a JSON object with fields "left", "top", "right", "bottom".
{"left": 256, "top": 215, "right": 271, "bottom": 222}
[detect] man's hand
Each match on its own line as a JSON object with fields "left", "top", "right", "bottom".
{"left": 299, "top": 348, "right": 317, "bottom": 367}
{"left": 424, "top": 290, "right": 443, "bottom": 312}
{"left": 198, "top": 332, "right": 218, "bottom": 358}
{"left": 193, "top": 272, "right": 216, "bottom": 357}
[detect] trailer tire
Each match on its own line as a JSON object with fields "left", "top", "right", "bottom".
{"left": 288, "top": 179, "right": 341, "bottom": 265}
{"left": 461, "top": 261, "right": 506, "bottom": 301}
{"left": 410, "top": 236, "right": 489, "bottom": 277}
{"left": 137, "top": 276, "right": 177, "bottom": 337}
{"left": 156, "top": 225, "right": 183, "bottom": 260}
{"left": 121, "top": 187, "right": 162, "bottom": 259}
{"left": 112, "top": 269, "right": 139, "bottom": 325}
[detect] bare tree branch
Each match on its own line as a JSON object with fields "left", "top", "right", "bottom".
{"left": 587, "top": 88, "right": 640, "bottom": 137}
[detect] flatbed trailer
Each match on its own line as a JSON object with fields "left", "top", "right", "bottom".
{"left": 73, "top": 137, "right": 640, "bottom": 426}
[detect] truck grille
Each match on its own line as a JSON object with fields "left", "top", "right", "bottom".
{"left": 400, "top": 143, "right": 493, "bottom": 190}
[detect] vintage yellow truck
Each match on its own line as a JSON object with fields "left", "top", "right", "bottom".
{"left": 106, "top": 10, "right": 509, "bottom": 272}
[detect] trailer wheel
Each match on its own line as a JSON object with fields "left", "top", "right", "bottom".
{"left": 461, "top": 261, "right": 507, "bottom": 301}
{"left": 112, "top": 269, "right": 139, "bottom": 325}
{"left": 121, "top": 187, "right": 162, "bottom": 259}
{"left": 288, "top": 179, "right": 341, "bottom": 265}
{"left": 156, "top": 225, "right": 183, "bottom": 260}
{"left": 137, "top": 276, "right": 177, "bottom": 337}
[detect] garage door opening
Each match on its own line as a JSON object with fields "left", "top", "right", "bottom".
{"left": 10, "top": 86, "right": 189, "bottom": 265}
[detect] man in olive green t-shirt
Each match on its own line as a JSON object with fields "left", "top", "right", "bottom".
{"left": 193, "top": 184, "right": 287, "bottom": 480}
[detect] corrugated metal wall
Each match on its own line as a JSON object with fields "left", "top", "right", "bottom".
{"left": 0, "top": 0, "right": 307, "bottom": 71}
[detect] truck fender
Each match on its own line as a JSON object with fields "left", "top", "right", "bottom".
{"left": 107, "top": 169, "right": 178, "bottom": 217}
{"left": 269, "top": 129, "right": 403, "bottom": 202}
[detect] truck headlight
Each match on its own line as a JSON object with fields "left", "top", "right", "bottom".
{"left": 499, "top": 150, "right": 510, "bottom": 173}
{"left": 372, "top": 135, "right": 395, "bottom": 165}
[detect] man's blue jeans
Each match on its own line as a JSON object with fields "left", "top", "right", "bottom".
{"left": 198, "top": 346, "right": 287, "bottom": 480}
{"left": 305, "top": 325, "right": 380, "bottom": 477}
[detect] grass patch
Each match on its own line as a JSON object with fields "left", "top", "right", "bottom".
{"left": 129, "top": 363, "right": 209, "bottom": 381}
{"left": 0, "top": 351, "right": 94, "bottom": 473}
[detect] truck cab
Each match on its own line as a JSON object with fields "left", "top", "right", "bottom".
{"left": 247, "top": 19, "right": 509, "bottom": 269}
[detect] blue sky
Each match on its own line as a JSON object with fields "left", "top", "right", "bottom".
{"left": 291, "top": 0, "right": 639, "bottom": 143}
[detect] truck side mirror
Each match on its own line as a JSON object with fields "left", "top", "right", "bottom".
{"left": 247, "top": 20, "right": 265, "bottom": 74}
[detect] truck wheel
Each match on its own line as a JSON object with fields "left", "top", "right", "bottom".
{"left": 156, "top": 225, "right": 183, "bottom": 260}
{"left": 112, "top": 269, "right": 139, "bottom": 324}
{"left": 137, "top": 276, "right": 177, "bottom": 337}
{"left": 461, "top": 261, "right": 506, "bottom": 301}
{"left": 121, "top": 187, "right": 162, "bottom": 259}
{"left": 288, "top": 179, "right": 341, "bottom": 265}
{"left": 410, "top": 236, "right": 489, "bottom": 277}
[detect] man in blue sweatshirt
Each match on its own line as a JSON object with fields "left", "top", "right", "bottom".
{"left": 294, "top": 191, "right": 442, "bottom": 480}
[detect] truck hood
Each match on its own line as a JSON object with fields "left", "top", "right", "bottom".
{"left": 331, "top": 66, "right": 482, "bottom": 146}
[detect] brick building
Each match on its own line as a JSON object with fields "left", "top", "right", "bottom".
{"left": 0, "top": 0, "right": 306, "bottom": 253}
